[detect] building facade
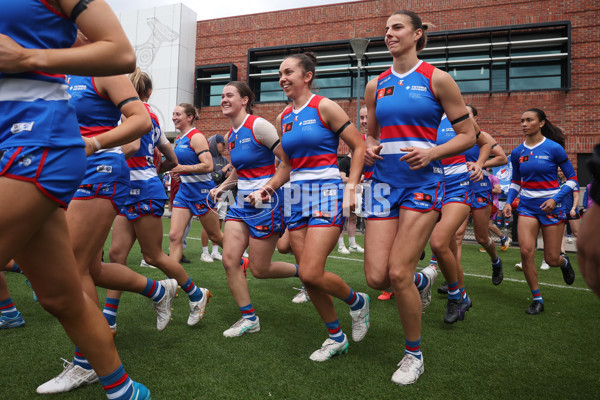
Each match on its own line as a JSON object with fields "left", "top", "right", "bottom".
{"left": 193, "top": 0, "right": 599, "bottom": 184}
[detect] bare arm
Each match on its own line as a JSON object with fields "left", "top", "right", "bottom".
{"left": 483, "top": 140, "right": 509, "bottom": 168}
{"left": 0, "top": 0, "right": 135, "bottom": 75}
{"left": 171, "top": 133, "right": 213, "bottom": 174}
{"left": 364, "top": 78, "right": 382, "bottom": 166}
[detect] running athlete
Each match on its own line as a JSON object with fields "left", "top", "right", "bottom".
{"left": 38, "top": 34, "right": 178, "bottom": 394}
{"left": 209, "top": 81, "right": 298, "bottom": 337}
{"left": 105, "top": 68, "right": 211, "bottom": 332}
{"left": 0, "top": 0, "right": 150, "bottom": 399}
{"left": 277, "top": 52, "right": 370, "bottom": 362}
{"left": 456, "top": 105, "right": 509, "bottom": 286}
{"left": 503, "top": 108, "right": 577, "bottom": 314}
{"left": 168, "top": 104, "right": 228, "bottom": 264}
{"left": 428, "top": 115, "right": 490, "bottom": 322}
{"left": 363, "top": 10, "right": 476, "bottom": 385}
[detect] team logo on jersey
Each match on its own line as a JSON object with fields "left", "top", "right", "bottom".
{"left": 519, "top": 155, "right": 529, "bottom": 163}
{"left": 229, "top": 141, "right": 236, "bottom": 151}
{"left": 414, "top": 193, "right": 432, "bottom": 203}
{"left": 398, "top": 80, "right": 404, "bottom": 86}
{"left": 283, "top": 122, "right": 294, "bottom": 133}
{"left": 377, "top": 86, "right": 395, "bottom": 99}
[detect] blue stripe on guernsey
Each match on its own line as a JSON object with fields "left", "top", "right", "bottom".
{"left": 240, "top": 303, "right": 257, "bottom": 321}
{"left": 506, "top": 137, "right": 578, "bottom": 214}
{"left": 102, "top": 298, "right": 120, "bottom": 326}
{"left": 73, "top": 348, "right": 92, "bottom": 370}
{"left": 325, "top": 319, "right": 345, "bottom": 343}
{"left": 181, "top": 278, "right": 203, "bottom": 302}
{"left": 0, "top": 0, "right": 81, "bottom": 149}
{"left": 0, "top": 298, "right": 18, "bottom": 318}
{"left": 140, "top": 278, "right": 166, "bottom": 302}
{"left": 405, "top": 338, "right": 422, "bottom": 359}
{"left": 373, "top": 61, "right": 444, "bottom": 187}
{"left": 344, "top": 289, "right": 365, "bottom": 311}
{"left": 531, "top": 289, "right": 543, "bottom": 303}
{"left": 437, "top": 115, "right": 471, "bottom": 187}
{"left": 280, "top": 95, "right": 342, "bottom": 185}
{"left": 229, "top": 114, "right": 276, "bottom": 191}
{"left": 124, "top": 103, "right": 167, "bottom": 202}
{"left": 99, "top": 364, "right": 133, "bottom": 400}
{"left": 414, "top": 272, "right": 428, "bottom": 291}
{"left": 448, "top": 281, "right": 460, "bottom": 300}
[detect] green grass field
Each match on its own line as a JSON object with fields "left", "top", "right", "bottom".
{"left": 1, "top": 219, "right": 599, "bottom": 399}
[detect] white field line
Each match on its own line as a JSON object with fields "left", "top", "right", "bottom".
{"left": 171, "top": 235, "right": 591, "bottom": 293}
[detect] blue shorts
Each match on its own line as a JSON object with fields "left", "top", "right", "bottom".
{"left": 284, "top": 182, "right": 345, "bottom": 230}
{"left": 0, "top": 146, "right": 86, "bottom": 208}
{"left": 472, "top": 190, "right": 492, "bottom": 210}
{"left": 517, "top": 208, "right": 566, "bottom": 226}
{"left": 364, "top": 180, "right": 444, "bottom": 219}
{"left": 119, "top": 199, "right": 166, "bottom": 221}
{"left": 72, "top": 181, "right": 130, "bottom": 211}
{"left": 442, "top": 184, "right": 473, "bottom": 207}
{"left": 226, "top": 196, "right": 285, "bottom": 239}
{"left": 173, "top": 190, "right": 215, "bottom": 217}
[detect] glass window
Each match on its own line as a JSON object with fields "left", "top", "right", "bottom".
{"left": 194, "top": 64, "right": 238, "bottom": 108}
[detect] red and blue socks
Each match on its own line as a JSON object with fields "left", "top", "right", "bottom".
{"left": 344, "top": 289, "right": 365, "bottom": 311}
{"left": 414, "top": 271, "right": 429, "bottom": 291}
{"left": 531, "top": 289, "right": 543, "bottom": 303}
{"left": 73, "top": 347, "right": 93, "bottom": 370}
{"left": 325, "top": 319, "right": 345, "bottom": 343}
{"left": 0, "top": 298, "right": 19, "bottom": 319}
{"left": 8, "top": 262, "right": 23, "bottom": 274}
{"left": 99, "top": 364, "right": 134, "bottom": 400}
{"left": 492, "top": 256, "right": 502, "bottom": 269}
{"left": 460, "top": 286, "right": 470, "bottom": 304}
{"left": 181, "top": 278, "right": 203, "bottom": 302}
{"left": 239, "top": 303, "right": 257, "bottom": 321}
{"left": 405, "top": 338, "right": 422, "bottom": 359}
{"left": 447, "top": 280, "right": 460, "bottom": 301}
{"left": 139, "top": 278, "right": 166, "bottom": 303}
{"left": 102, "top": 297, "right": 120, "bottom": 327}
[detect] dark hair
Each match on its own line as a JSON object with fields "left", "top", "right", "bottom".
{"left": 466, "top": 104, "right": 478, "bottom": 117}
{"left": 285, "top": 52, "right": 318, "bottom": 87}
{"left": 225, "top": 81, "right": 255, "bottom": 115}
{"left": 392, "top": 10, "right": 431, "bottom": 52}
{"left": 178, "top": 103, "right": 198, "bottom": 121}
{"left": 129, "top": 67, "right": 152, "bottom": 101}
{"left": 526, "top": 108, "right": 566, "bottom": 148}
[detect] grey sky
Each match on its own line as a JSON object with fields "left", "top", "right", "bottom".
{"left": 105, "top": 0, "right": 361, "bottom": 21}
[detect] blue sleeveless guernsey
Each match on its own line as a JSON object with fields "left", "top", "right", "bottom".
{"left": 0, "top": 0, "right": 81, "bottom": 149}
{"left": 174, "top": 128, "right": 215, "bottom": 200}
{"left": 67, "top": 75, "right": 129, "bottom": 185}
{"left": 373, "top": 61, "right": 444, "bottom": 187}
{"left": 280, "top": 95, "right": 342, "bottom": 186}
{"left": 125, "top": 103, "right": 167, "bottom": 201}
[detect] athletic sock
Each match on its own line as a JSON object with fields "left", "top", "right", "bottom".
{"left": 448, "top": 280, "right": 460, "bottom": 301}
{"left": 239, "top": 303, "right": 257, "bottom": 321}
{"left": 212, "top": 245, "right": 220, "bottom": 254}
{"left": 140, "top": 278, "right": 166, "bottom": 303}
{"left": 492, "top": 256, "right": 501, "bottom": 268}
{"left": 460, "top": 286, "right": 469, "bottom": 303}
{"left": 294, "top": 264, "right": 299, "bottom": 277}
{"left": 405, "top": 338, "right": 422, "bottom": 359}
{"left": 325, "top": 319, "right": 345, "bottom": 343}
{"left": 344, "top": 289, "right": 365, "bottom": 311}
{"left": 102, "top": 297, "right": 120, "bottom": 326}
{"left": 73, "top": 347, "right": 92, "bottom": 370}
{"left": 349, "top": 237, "right": 357, "bottom": 247}
{"left": 532, "top": 289, "right": 543, "bottom": 303}
{"left": 99, "top": 364, "right": 134, "bottom": 400}
{"left": 0, "top": 298, "right": 19, "bottom": 318}
{"left": 9, "top": 262, "right": 23, "bottom": 274}
{"left": 181, "top": 278, "right": 203, "bottom": 302}
{"left": 202, "top": 246, "right": 210, "bottom": 255}
{"left": 337, "top": 237, "right": 345, "bottom": 247}
{"left": 414, "top": 271, "right": 429, "bottom": 291}
{"left": 561, "top": 256, "right": 570, "bottom": 270}
{"left": 430, "top": 256, "right": 438, "bottom": 269}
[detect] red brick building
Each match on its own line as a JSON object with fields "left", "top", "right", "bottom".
{"left": 193, "top": 0, "right": 599, "bottom": 184}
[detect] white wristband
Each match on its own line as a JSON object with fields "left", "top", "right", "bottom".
{"left": 93, "top": 137, "right": 102, "bottom": 151}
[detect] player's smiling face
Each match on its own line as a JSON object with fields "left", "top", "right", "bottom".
{"left": 172, "top": 106, "right": 192, "bottom": 131}
{"left": 279, "top": 57, "right": 312, "bottom": 98}
{"left": 384, "top": 14, "right": 421, "bottom": 56}
{"left": 221, "top": 85, "right": 246, "bottom": 118}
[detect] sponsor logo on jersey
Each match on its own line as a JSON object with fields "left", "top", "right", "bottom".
{"left": 97, "top": 165, "right": 113, "bottom": 173}
{"left": 537, "top": 155, "right": 550, "bottom": 160}
{"left": 398, "top": 80, "right": 404, "bottom": 86}
{"left": 130, "top": 189, "right": 141, "bottom": 195}
{"left": 322, "top": 188, "right": 337, "bottom": 197}
{"left": 240, "top": 138, "right": 251, "bottom": 144}
{"left": 298, "top": 118, "right": 316, "bottom": 126}
{"left": 379, "top": 76, "right": 391, "bottom": 84}
{"left": 229, "top": 141, "right": 236, "bottom": 151}
{"left": 283, "top": 122, "right": 294, "bottom": 133}
{"left": 519, "top": 155, "right": 529, "bottom": 163}
{"left": 407, "top": 85, "right": 427, "bottom": 92}
{"left": 11, "top": 122, "right": 34, "bottom": 134}
{"left": 377, "top": 86, "right": 395, "bottom": 99}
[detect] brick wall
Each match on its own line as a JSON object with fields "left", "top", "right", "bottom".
{"left": 194, "top": 0, "right": 600, "bottom": 172}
